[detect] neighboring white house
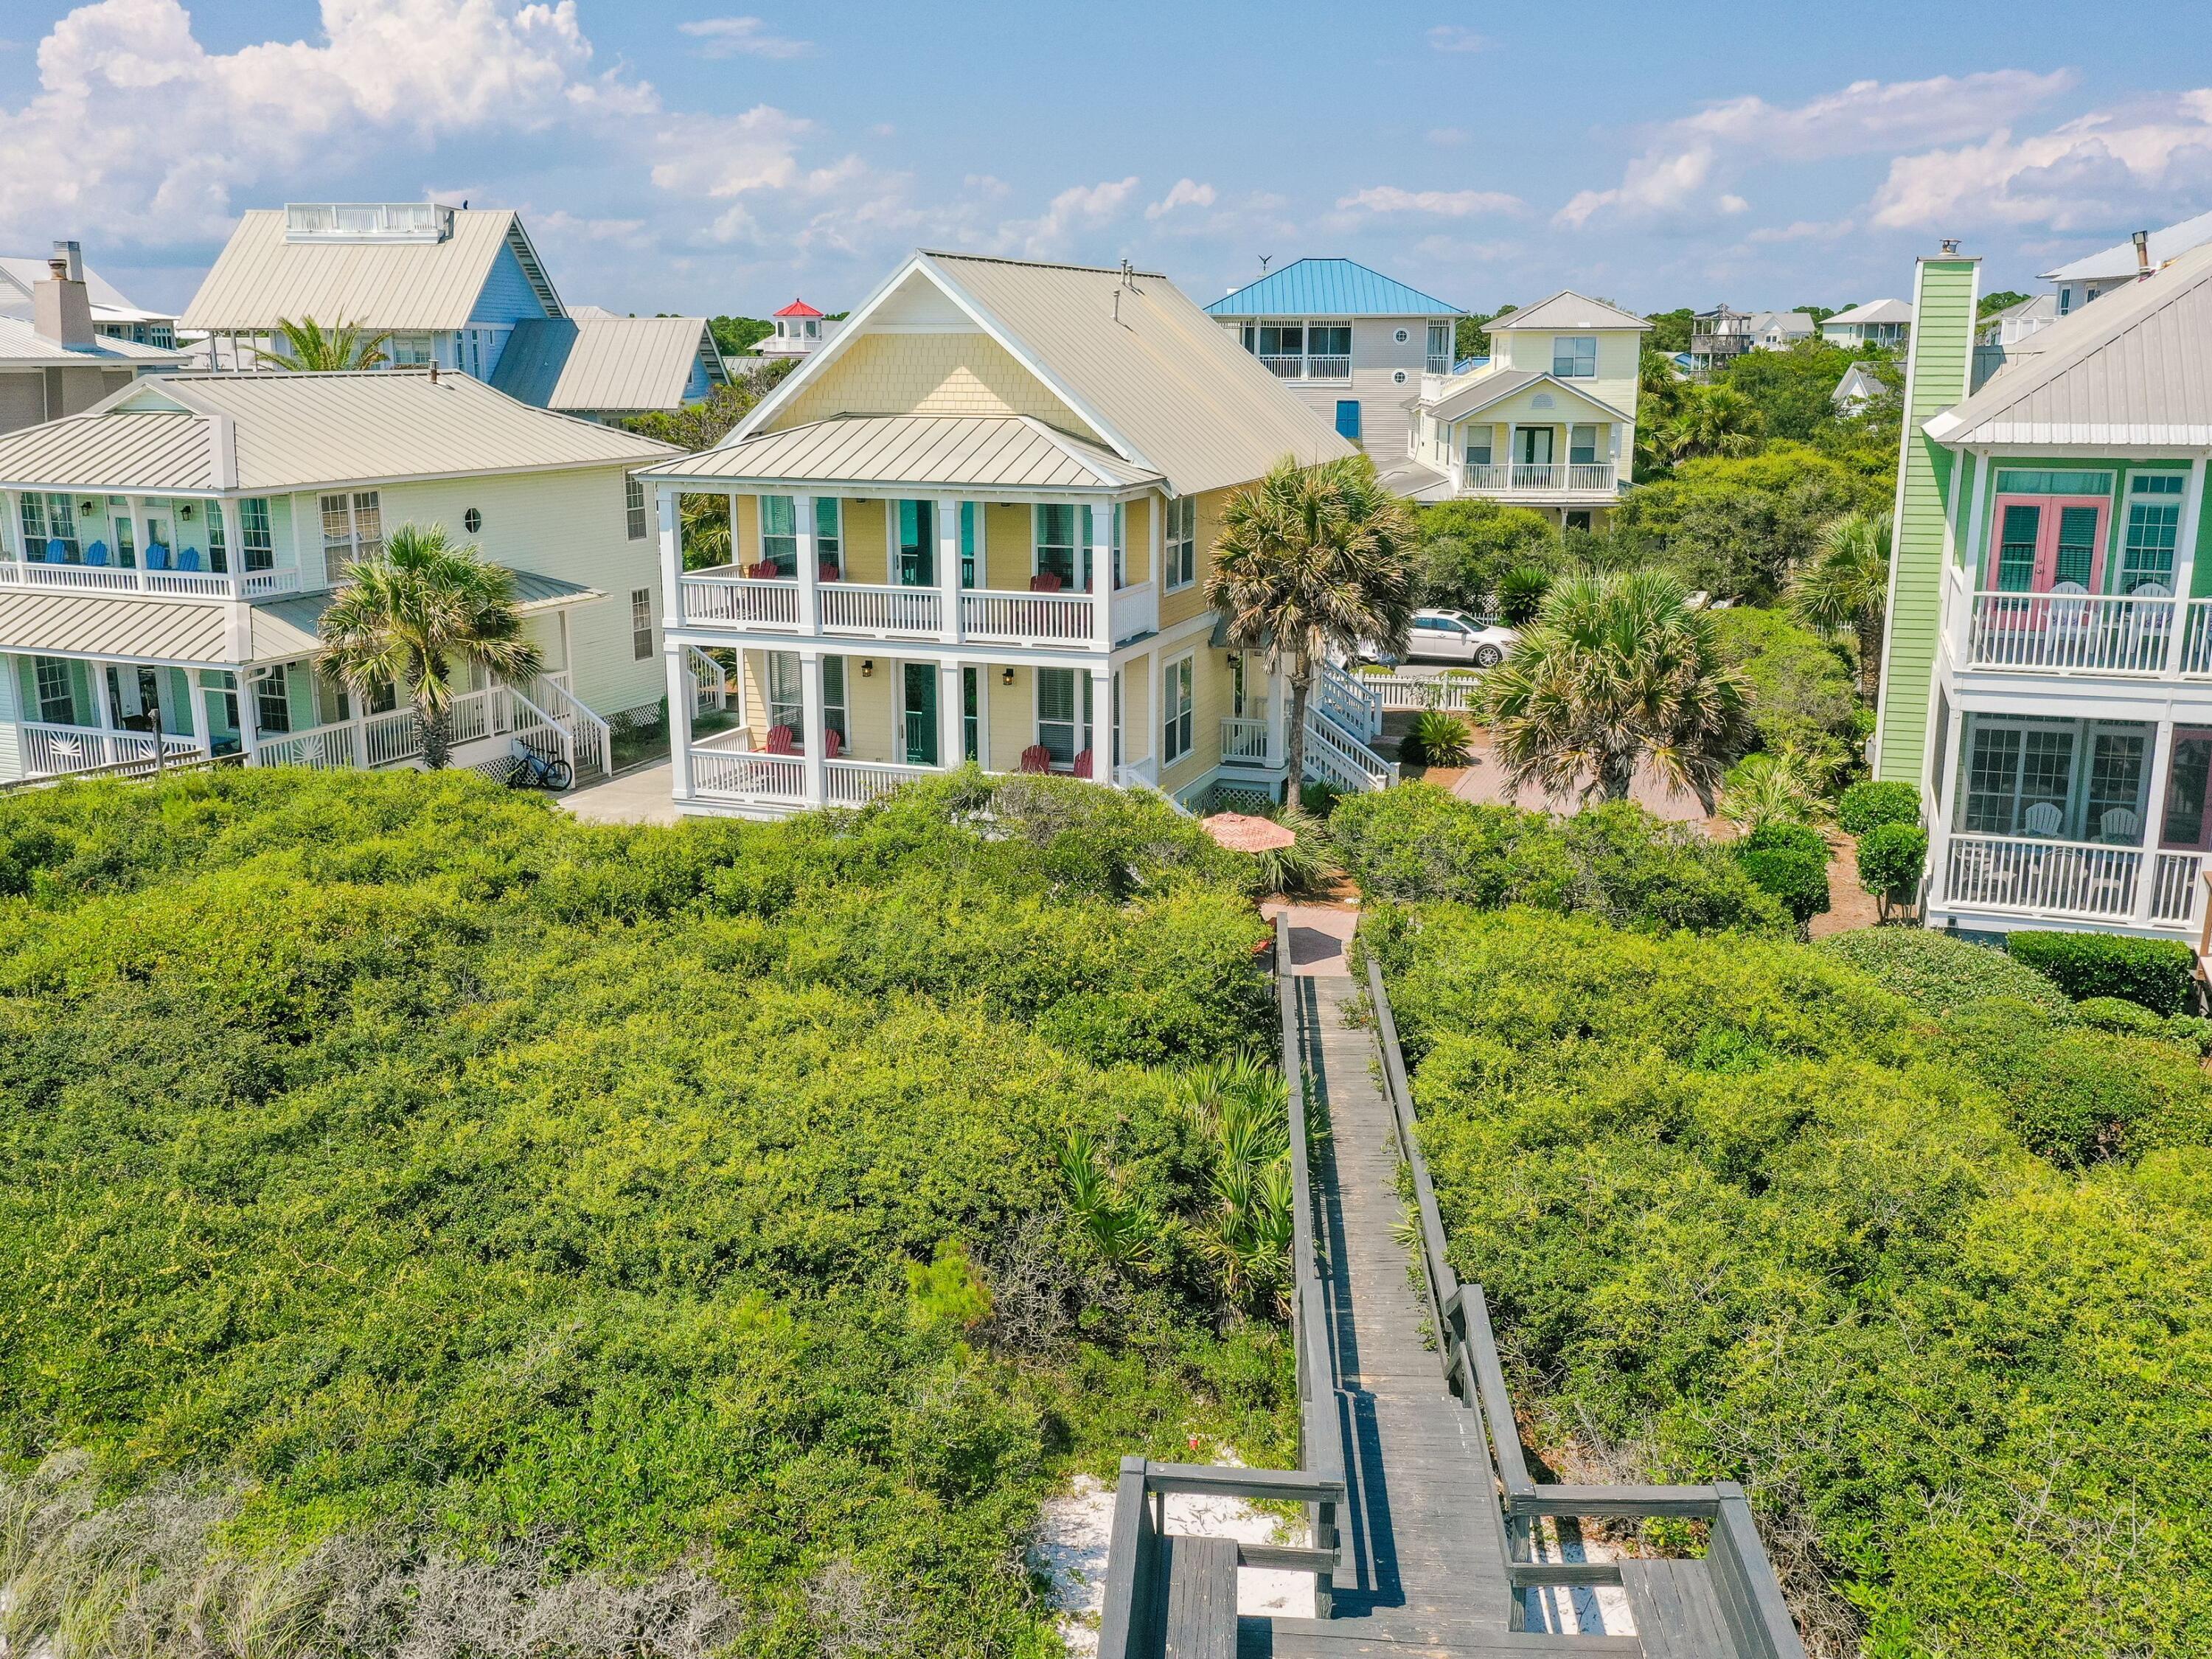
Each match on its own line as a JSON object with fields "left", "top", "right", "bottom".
{"left": 1204, "top": 257, "right": 1461, "bottom": 461}
{"left": 1396, "top": 291, "right": 1649, "bottom": 528}
{"left": 2041, "top": 209, "right": 2212, "bottom": 319}
{"left": 1832, "top": 361, "right": 1889, "bottom": 415}
{"left": 1980, "top": 293, "right": 2058, "bottom": 346}
{"left": 753, "top": 299, "right": 843, "bottom": 360}
{"left": 642, "top": 248, "right": 1398, "bottom": 819}
{"left": 1821, "top": 299, "right": 1913, "bottom": 347}
{"left": 0, "top": 243, "right": 178, "bottom": 349}
{"left": 0, "top": 246, "right": 189, "bottom": 437}
{"left": 179, "top": 204, "right": 723, "bottom": 419}
{"left": 1688, "top": 305, "right": 1814, "bottom": 369}
{"left": 0, "top": 369, "right": 681, "bottom": 784}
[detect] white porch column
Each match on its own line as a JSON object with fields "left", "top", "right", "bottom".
{"left": 212, "top": 496, "right": 240, "bottom": 595}
{"left": 1089, "top": 664, "right": 1113, "bottom": 784}
{"left": 658, "top": 488, "right": 684, "bottom": 629}
{"left": 664, "top": 646, "right": 695, "bottom": 801}
{"left": 2134, "top": 717, "right": 2180, "bottom": 926}
{"left": 799, "top": 647, "right": 827, "bottom": 804}
{"left": 795, "top": 494, "right": 821, "bottom": 633}
{"left": 1088, "top": 502, "right": 1113, "bottom": 653}
{"left": 2170, "top": 457, "right": 2209, "bottom": 677}
{"left": 1150, "top": 649, "right": 1165, "bottom": 771}
{"left": 237, "top": 667, "right": 262, "bottom": 765}
{"left": 88, "top": 657, "right": 116, "bottom": 737}
{"left": 939, "top": 658, "right": 964, "bottom": 770}
{"left": 1265, "top": 663, "right": 1290, "bottom": 768}
{"left": 0, "top": 489, "right": 15, "bottom": 560}
{"left": 938, "top": 497, "right": 962, "bottom": 644}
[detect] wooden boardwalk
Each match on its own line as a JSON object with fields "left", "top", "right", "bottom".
{"left": 1259, "top": 922, "right": 1519, "bottom": 1656}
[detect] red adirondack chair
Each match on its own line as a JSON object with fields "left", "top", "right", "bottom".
{"left": 1029, "top": 571, "right": 1064, "bottom": 594}
{"left": 824, "top": 727, "right": 844, "bottom": 759}
{"left": 1018, "top": 744, "right": 1051, "bottom": 774}
{"left": 1071, "top": 748, "right": 1093, "bottom": 779}
{"left": 764, "top": 725, "right": 796, "bottom": 755}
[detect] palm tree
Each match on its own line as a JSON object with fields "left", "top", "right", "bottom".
{"left": 1654, "top": 384, "right": 1765, "bottom": 465}
{"left": 250, "top": 318, "right": 395, "bottom": 372}
{"left": 1791, "top": 509, "right": 1893, "bottom": 701}
{"left": 317, "top": 524, "right": 541, "bottom": 769}
{"left": 1481, "top": 568, "right": 1755, "bottom": 809}
{"left": 1206, "top": 454, "right": 1416, "bottom": 794}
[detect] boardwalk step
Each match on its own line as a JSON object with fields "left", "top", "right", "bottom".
{"left": 1159, "top": 1534, "right": 1241, "bottom": 1659}
{"left": 1618, "top": 1559, "right": 1731, "bottom": 1658}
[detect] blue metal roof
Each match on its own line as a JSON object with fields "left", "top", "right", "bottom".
{"left": 1204, "top": 258, "right": 1463, "bottom": 318}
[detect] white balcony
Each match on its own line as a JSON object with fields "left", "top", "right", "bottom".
{"left": 677, "top": 566, "right": 1152, "bottom": 649}
{"left": 821, "top": 583, "right": 941, "bottom": 636}
{"left": 1964, "top": 590, "right": 2178, "bottom": 674}
{"left": 961, "top": 590, "right": 1091, "bottom": 645}
{"left": 1941, "top": 832, "right": 2204, "bottom": 926}
{"left": 21, "top": 723, "right": 201, "bottom": 778}
{"left": 1257, "top": 354, "right": 1350, "bottom": 380}
{"left": 1220, "top": 716, "right": 1270, "bottom": 764}
{"left": 1457, "top": 462, "right": 1618, "bottom": 497}
{"left": 0, "top": 558, "right": 302, "bottom": 603}
{"left": 1109, "top": 580, "right": 1157, "bottom": 643}
{"left": 678, "top": 574, "right": 801, "bottom": 629}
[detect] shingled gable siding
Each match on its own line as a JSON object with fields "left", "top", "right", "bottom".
{"left": 775, "top": 330, "right": 1098, "bottom": 438}
{"left": 1874, "top": 257, "right": 1978, "bottom": 786}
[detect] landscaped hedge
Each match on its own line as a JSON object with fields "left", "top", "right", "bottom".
{"left": 1372, "top": 903, "right": 2212, "bottom": 1655}
{"left": 1733, "top": 821, "right": 1832, "bottom": 926}
{"left": 1837, "top": 779, "right": 1921, "bottom": 838}
{"left": 2005, "top": 928, "right": 2198, "bottom": 1015}
{"left": 1813, "top": 925, "right": 2074, "bottom": 1017}
{"left": 0, "top": 768, "right": 1290, "bottom": 1658}
{"left": 1331, "top": 782, "right": 1787, "bottom": 934}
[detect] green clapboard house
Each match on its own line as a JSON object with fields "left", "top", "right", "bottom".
{"left": 1874, "top": 237, "right": 2212, "bottom": 945}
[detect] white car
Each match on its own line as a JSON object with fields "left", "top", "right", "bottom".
{"left": 1402, "top": 609, "right": 1519, "bottom": 667}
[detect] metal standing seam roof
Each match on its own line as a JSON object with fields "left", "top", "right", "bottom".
{"left": 0, "top": 372, "right": 679, "bottom": 493}
{"left": 1488, "top": 291, "right": 1652, "bottom": 332}
{"left": 0, "top": 257, "right": 152, "bottom": 316}
{"left": 2042, "top": 208, "right": 2212, "bottom": 282}
{"left": 0, "top": 316, "right": 188, "bottom": 366}
{"left": 1204, "top": 258, "right": 1463, "bottom": 317}
{"left": 0, "top": 589, "right": 237, "bottom": 664}
{"left": 901, "top": 252, "right": 1356, "bottom": 496}
{"left": 1420, "top": 368, "right": 1630, "bottom": 422}
{"left": 1824, "top": 298, "right": 1914, "bottom": 327}
{"left": 1927, "top": 238, "right": 2212, "bottom": 447}
{"left": 490, "top": 316, "right": 724, "bottom": 413}
{"left": 254, "top": 569, "right": 601, "bottom": 660}
{"left": 181, "top": 210, "right": 560, "bottom": 333}
{"left": 642, "top": 413, "right": 1161, "bottom": 491}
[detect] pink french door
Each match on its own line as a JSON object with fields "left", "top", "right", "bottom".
{"left": 1986, "top": 495, "right": 2111, "bottom": 593}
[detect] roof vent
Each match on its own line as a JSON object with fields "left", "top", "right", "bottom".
{"left": 2135, "top": 229, "right": 2153, "bottom": 280}
{"left": 1940, "top": 238, "right": 1961, "bottom": 257}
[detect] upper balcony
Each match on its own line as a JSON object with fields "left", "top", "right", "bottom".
{"left": 1259, "top": 352, "right": 1351, "bottom": 383}
{"left": 1946, "top": 565, "right": 2212, "bottom": 684}
{"left": 0, "top": 556, "right": 300, "bottom": 604}
{"left": 678, "top": 566, "right": 1158, "bottom": 651}
{"left": 1453, "top": 462, "right": 1621, "bottom": 500}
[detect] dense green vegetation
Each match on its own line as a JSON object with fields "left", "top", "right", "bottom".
{"left": 1367, "top": 903, "right": 2212, "bottom": 1658}
{"left": 2006, "top": 929, "right": 2199, "bottom": 1016}
{"left": 0, "top": 770, "right": 1293, "bottom": 1658}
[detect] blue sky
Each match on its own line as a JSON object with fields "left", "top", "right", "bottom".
{"left": 4, "top": 0, "right": 2211, "bottom": 321}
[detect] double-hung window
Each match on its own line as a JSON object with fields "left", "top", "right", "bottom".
{"left": 1035, "top": 504, "right": 1077, "bottom": 586}
{"left": 1568, "top": 424, "right": 1599, "bottom": 465}
{"left": 240, "top": 499, "right": 274, "bottom": 572}
{"left": 631, "top": 588, "right": 655, "bottom": 661}
{"left": 761, "top": 495, "right": 798, "bottom": 573}
{"left": 626, "top": 476, "right": 650, "bottom": 540}
{"left": 815, "top": 498, "right": 842, "bottom": 576}
{"left": 2121, "top": 473, "right": 2185, "bottom": 594}
{"left": 1552, "top": 335, "right": 1597, "bottom": 378}
{"left": 766, "top": 651, "right": 803, "bottom": 740}
{"left": 256, "top": 667, "right": 292, "bottom": 736}
{"left": 20, "top": 494, "right": 78, "bottom": 562}
{"left": 321, "top": 491, "right": 382, "bottom": 571}
{"left": 1164, "top": 496, "right": 1196, "bottom": 591}
{"left": 1037, "top": 667, "right": 1091, "bottom": 764}
{"left": 823, "top": 655, "right": 847, "bottom": 745}
{"left": 1163, "top": 654, "right": 1194, "bottom": 765}
{"left": 35, "top": 657, "right": 77, "bottom": 725}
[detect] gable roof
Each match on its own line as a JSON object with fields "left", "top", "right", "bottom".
{"left": 732, "top": 251, "right": 1355, "bottom": 495}
{"left": 2042, "top": 208, "right": 2212, "bottom": 283}
{"left": 642, "top": 414, "right": 1158, "bottom": 492}
{"left": 1421, "top": 367, "right": 1631, "bottom": 423}
{"left": 1204, "top": 258, "right": 1461, "bottom": 318}
{"left": 1927, "top": 238, "right": 2212, "bottom": 446}
{"left": 0, "top": 315, "right": 187, "bottom": 369}
{"left": 181, "top": 209, "right": 563, "bottom": 333}
{"left": 0, "top": 370, "right": 676, "bottom": 493}
{"left": 491, "top": 315, "right": 726, "bottom": 414}
{"left": 0, "top": 256, "right": 173, "bottom": 324}
{"left": 1825, "top": 298, "right": 1913, "bottom": 326}
{"left": 1488, "top": 291, "right": 1650, "bottom": 333}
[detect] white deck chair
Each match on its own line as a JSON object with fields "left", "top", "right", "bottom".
{"left": 2022, "top": 801, "right": 2065, "bottom": 838}
{"left": 2101, "top": 807, "right": 2142, "bottom": 843}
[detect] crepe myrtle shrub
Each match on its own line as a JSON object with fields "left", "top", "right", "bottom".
{"left": 1837, "top": 779, "right": 1921, "bottom": 838}
{"left": 2003, "top": 929, "right": 2198, "bottom": 1017}
{"left": 1855, "top": 820, "right": 1927, "bottom": 922}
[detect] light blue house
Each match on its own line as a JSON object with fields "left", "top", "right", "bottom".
{"left": 1205, "top": 258, "right": 1461, "bottom": 459}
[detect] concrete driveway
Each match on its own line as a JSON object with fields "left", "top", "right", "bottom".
{"left": 557, "top": 760, "right": 681, "bottom": 826}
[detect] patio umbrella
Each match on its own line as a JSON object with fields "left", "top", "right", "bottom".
{"left": 1203, "top": 812, "right": 1296, "bottom": 853}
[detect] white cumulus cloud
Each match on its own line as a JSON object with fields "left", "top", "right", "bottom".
{"left": 1146, "top": 178, "right": 1217, "bottom": 219}
{"left": 678, "top": 16, "right": 813, "bottom": 60}
{"left": 1427, "top": 26, "right": 1489, "bottom": 53}
{"left": 1338, "top": 185, "right": 1523, "bottom": 217}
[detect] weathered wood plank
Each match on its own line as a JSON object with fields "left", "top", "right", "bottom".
{"left": 1162, "top": 1534, "right": 1240, "bottom": 1659}
{"left": 1619, "top": 1559, "right": 1728, "bottom": 1659}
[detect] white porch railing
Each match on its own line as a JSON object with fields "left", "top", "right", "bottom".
{"left": 2177, "top": 600, "right": 2212, "bottom": 677}
{"left": 824, "top": 758, "right": 936, "bottom": 806}
{"left": 1458, "top": 462, "right": 1617, "bottom": 495}
{"left": 1221, "top": 716, "right": 1270, "bottom": 763}
{"left": 821, "top": 583, "right": 941, "bottom": 636}
{"left": 679, "top": 572, "right": 801, "bottom": 627}
{"left": 1316, "top": 658, "right": 1384, "bottom": 742}
{"left": 1304, "top": 708, "right": 1397, "bottom": 794}
{"left": 527, "top": 675, "right": 611, "bottom": 778}
{"left": 1109, "top": 581, "right": 1157, "bottom": 644}
{"left": 686, "top": 644, "right": 729, "bottom": 714}
{"left": 1943, "top": 833, "right": 2143, "bottom": 920}
{"left": 1114, "top": 755, "right": 1160, "bottom": 790}
{"left": 961, "top": 591, "right": 1093, "bottom": 644}
{"left": 0, "top": 559, "right": 301, "bottom": 602}
{"left": 1260, "top": 355, "right": 1301, "bottom": 378}
{"left": 690, "top": 745, "right": 806, "bottom": 801}
{"left": 255, "top": 722, "right": 361, "bottom": 770}
{"left": 2152, "top": 851, "right": 2205, "bottom": 924}
{"left": 1965, "top": 591, "right": 2177, "bottom": 673}
{"left": 1305, "top": 355, "right": 1351, "bottom": 379}
{"left": 21, "top": 723, "right": 201, "bottom": 778}
{"left": 1359, "top": 669, "right": 1481, "bottom": 712}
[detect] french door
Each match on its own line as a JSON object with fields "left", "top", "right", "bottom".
{"left": 1986, "top": 495, "right": 2109, "bottom": 592}
{"left": 901, "top": 661, "right": 938, "bottom": 765}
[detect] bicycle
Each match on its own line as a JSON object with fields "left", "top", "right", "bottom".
{"left": 507, "top": 745, "right": 574, "bottom": 792}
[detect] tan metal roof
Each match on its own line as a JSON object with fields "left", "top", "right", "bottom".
{"left": 1825, "top": 298, "right": 1913, "bottom": 327}
{"left": 491, "top": 315, "right": 723, "bottom": 413}
{"left": 0, "top": 316, "right": 187, "bottom": 367}
{"left": 641, "top": 413, "right": 1158, "bottom": 492}
{"left": 1421, "top": 367, "right": 1630, "bottom": 422}
{"left": 1927, "top": 240, "right": 2212, "bottom": 447}
{"left": 181, "top": 210, "right": 558, "bottom": 333}
{"left": 0, "top": 372, "right": 678, "bottom": 493}
{"left": 1490, "top": 291, "right": 1652, "bottom": 333}
{"left": 0, "top": 588, "right": 237, "bottom": 664}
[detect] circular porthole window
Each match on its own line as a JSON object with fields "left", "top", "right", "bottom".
{"left": 1392, "top": 369, "right": 1408, "bottom": 384}
{"left": 463, "top": 508, "right": 483, "bottom": 534}
{"left": 1394, "top": 327, "right": 1409, "bottom": 344}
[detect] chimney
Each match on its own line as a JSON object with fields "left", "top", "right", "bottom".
{"left": 2135, "top": 229, "right": 2153, "bottom": 280}
{"left": 33, "top": 240, "right": 95, "bottom": 349}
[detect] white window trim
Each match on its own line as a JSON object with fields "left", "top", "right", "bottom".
{"left": 1032, "top": 664, "right": 1093, "bottom": 768}
{"left": 1162, "top": 650, "right": 1196, "bottom": 767}
{"left": 1163, "top": 495, "right": 1197, "bottom": 594}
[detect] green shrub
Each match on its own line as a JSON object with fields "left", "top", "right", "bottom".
{"left": 1375, "top": 905, "right": 2212, "bottom": 1653}
{"left": 1855, "top": 820, "right": 1927, "bottom": 920}
{"left": 1742, "top": 820, "right": 1826, "bottom": 860}
{"left": 1708, "top": 605, "right": 1863, "bottom": 785}
{"left": 1402, "top": 709, "right": 1473, "bottom": 767}
{"left": 2005, "top": 929, "right": 2197, "bottom": 1015}
{"left": 1497, "top": 564, "right": 1553, "bottom": 625}
{"left": 1813, "top": 927, "right": 2074, "bottom": 1017}
{"left": 1733, "top": 825, "right": 1831, "bottom": 926}
{"left": 1838, "top": 779, "right": 1921, "bottom": 837}
{"left": 2076, "top": 995, "right": 2166, "bottom": 1035}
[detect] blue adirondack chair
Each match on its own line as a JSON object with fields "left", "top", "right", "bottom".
{"left": 144, "top": 540, "right": 170, "bottom": 570}
{"left": 175, "top": 546, "right": 201, "bottom": 571}
{"left": 85, "top": 540, "right": 109, "bottom": 567}
{"left": 43, "top": 538, "right": 66, "bottom": 563}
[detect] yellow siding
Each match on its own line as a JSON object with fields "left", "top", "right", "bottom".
{"left": 984, "top": 503, "right": 1032, "bottom": 589}
{"left": 843, "top": 653, "right": 898, "bottom": 761}
{"left": 775, "top": 330, "right": 1102, "bottom": 439}
{"left": 1157, "top": 641, "right": 1228, "bottom": 787}
{"left": 1162, "top": 483, "right": 1238, "bottom": 631}
{"left": 842, "top": 499, "right": 888, "bottom": 583}
{"left": 1124, "top": 496, "right": 1152, "bottom": 586}
{"left": 987, "top": 664, "right": 1033, "bottom": 771}
{"left": 1119, "top": 657, "right": 1150, "bottom": 762}
{"left": 740, "top": 649, "right": 771, "bottom": 746}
